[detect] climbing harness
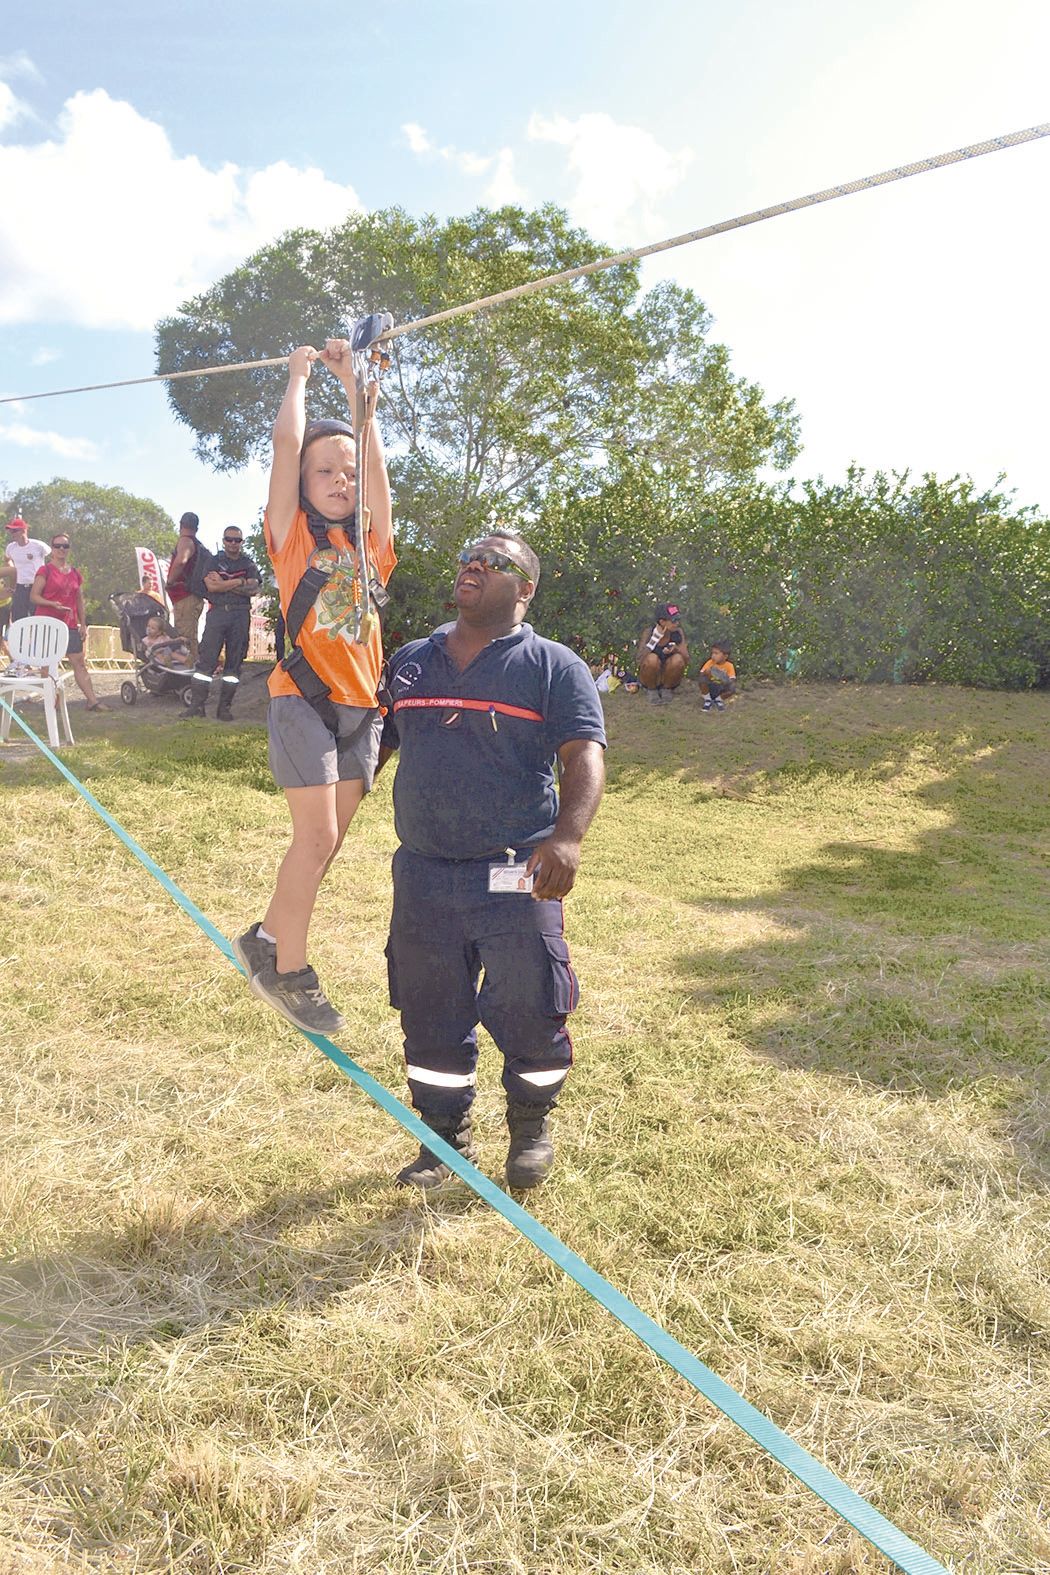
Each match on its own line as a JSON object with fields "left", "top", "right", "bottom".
{"left": 2, "top": 120, "right": 1047, "bottom": 407}
{"left": 279, "top": 316, "right": 394, "bottom": 724}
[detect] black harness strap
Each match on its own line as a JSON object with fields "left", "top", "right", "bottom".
{"left": 279, "top": 508, "right": 388, "bottom": 734}
{"left": 278, "top": 511, "right": 349, "bottom": 735}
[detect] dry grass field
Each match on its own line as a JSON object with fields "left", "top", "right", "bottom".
{"left": 1, "top": 679, "right": 1048, "bottom": 1574}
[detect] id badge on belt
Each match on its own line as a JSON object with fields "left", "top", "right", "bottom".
{"left": 488, "top": 847, "right": 534, "bottom": 894}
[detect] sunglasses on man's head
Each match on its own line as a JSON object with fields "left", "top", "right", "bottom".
{"left": 458, "top": 546, "right": 530, "bottom": 581}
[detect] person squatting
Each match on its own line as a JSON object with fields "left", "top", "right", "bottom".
{"left": 637, "top": 602, "right": 689, "bottom": 702}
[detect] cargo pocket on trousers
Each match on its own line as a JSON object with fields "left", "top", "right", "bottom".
{"left": 384, "top": 940, "right": 401, "bottom": 1009}
{"left": 541, "top": 933, "right": 579, "bottom": 1016}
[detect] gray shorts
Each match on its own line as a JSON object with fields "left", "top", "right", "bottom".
{"left": 267, "top": 695, "right": 383, "bottom": 791}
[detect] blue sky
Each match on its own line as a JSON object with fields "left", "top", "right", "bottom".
{"left": 1, "top": 0, "right": 1048, "bottom": 552}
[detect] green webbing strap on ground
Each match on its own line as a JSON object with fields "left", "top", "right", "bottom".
{"left": 3, "top": 699, "right": 949, "bottom": 1575}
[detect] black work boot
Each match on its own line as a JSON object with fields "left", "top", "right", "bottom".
{"left": 505, "top": 1101, "right": 556, "bottom": 1189}
{"left": 396, "top": 1111, "right": 478, "bottom": 1189}
{"left": 180, "top": 680, "right": 209, "bottom": 720}
{"left": 216, "top": 688, "right": 235, "bottom": 722}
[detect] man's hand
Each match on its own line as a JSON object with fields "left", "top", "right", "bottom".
{"left": 526, "top": 836, "right": 582, "bottom": 901}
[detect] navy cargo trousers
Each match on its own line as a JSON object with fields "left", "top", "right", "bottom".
{"left": 192, "top": 605, "right": 250, "bottom": 699}
{"left": 386, "top": 845, "right": 579, "bottom": 1120}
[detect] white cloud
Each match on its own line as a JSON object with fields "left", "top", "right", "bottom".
{"left": 402, "top": 119, "right": 527, "bottom": 204}
{"left": 30, "top": 347, "right": 60, "bottom": 366}
{"left": 0, "top": 51, "right": 41, "bottom": 82}
{"left": 0, "top": 419, "right": 98, "bottom": 461}
{"left": 0, "top": 80, "right": 26, "bottom": 132}
{"left": 0, "top": 89, "right": 364, "bottom": 331}
{"left": 484, "top": 149, "right": 527, "bottom": 206}
{"left": 402, "top": 121, "right": 432, "bottom": 155}
{"left": 528, "top": 111, "right": 692, "bottom": 242}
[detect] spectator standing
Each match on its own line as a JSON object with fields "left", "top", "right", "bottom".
{"left": 5, "top": 518, "right": 49, "bottom": 623}
{"left": 380, "top": 531, "right": 606, "bottom": 1191}
{"left": 182, "top": 528, "right": 261, "bottom": 721}
{"left": 30, "top": 534, "right": 108, "bottom": 710}
{"left": 637, "top": 602, "right": 689, "bottom": 703}
{"left": 166, "top": 512, "right": 204, "bottom": 661}
{"left": 698, "top": 643, "right": 737, "bottom": 710}
{"left": 0, "top": 560, "right": 14, "bottom": 652}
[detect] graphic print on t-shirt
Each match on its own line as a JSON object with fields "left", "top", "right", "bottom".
{"left": 309, "top": 545, "right": 362, "bottom": 644}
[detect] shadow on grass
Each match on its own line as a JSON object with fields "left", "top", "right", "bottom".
{"left": 0, "top": 1168, "right": 492, "bottom": 1387}
{"left": 0, "top": 711, "right": 279, "bottom": 796}
{"left": 673, "top": 730, "right": 1050, "bottom": 1174}
{"left": 602, "top": 680, "right": 1050, "bottom": 801}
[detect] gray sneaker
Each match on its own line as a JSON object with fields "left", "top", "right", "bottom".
{"left": 231, "top": 922, "right": 276, "bottom": 980}
{"left": 250, "top": 961, "right": 346, "bottom": 1036}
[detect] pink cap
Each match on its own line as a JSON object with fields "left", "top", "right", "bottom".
{"left": 6, "top": 517, "right": 27, "bottom": 531}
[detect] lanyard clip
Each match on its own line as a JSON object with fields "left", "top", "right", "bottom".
{"left": 505, "top": 847, "right": 516, "bottom": 865}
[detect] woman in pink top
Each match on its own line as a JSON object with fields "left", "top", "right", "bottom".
{"left": 30, "top": 533, "right": 108, "bottom": 710}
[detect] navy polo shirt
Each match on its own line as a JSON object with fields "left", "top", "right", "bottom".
{"left": 383, "top": 623, "right": 606, "bottom": 860}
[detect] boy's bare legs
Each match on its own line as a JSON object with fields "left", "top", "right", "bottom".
{"left": 263, "top": 778, "right": 366, "bottom": 972}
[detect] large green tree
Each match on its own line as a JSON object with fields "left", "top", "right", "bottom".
{"left": 155, "top": 204, "right": 800, "bottom": 553}
{"left": 0, "top": 478, "right": 173, "bottom": 623}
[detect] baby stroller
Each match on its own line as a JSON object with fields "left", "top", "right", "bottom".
{"left": 111, "top": 591, "right": 195, "bottom": 709}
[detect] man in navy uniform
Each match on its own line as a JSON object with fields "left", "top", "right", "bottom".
{"left": 183, "top": 526, "right": 261, "bottom": 721}
{"left": 380, "top": 530, "right": 606, "bottom": 1190}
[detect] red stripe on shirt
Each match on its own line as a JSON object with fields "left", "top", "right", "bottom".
{"left": 393, "top": 696, "right": 544, "bottom": 723}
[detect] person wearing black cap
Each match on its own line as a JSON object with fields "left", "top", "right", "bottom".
{"left": 637, "top": 602, "right": 689, "bottom": 703}
{"left": 231, "top": 340, "right": 395, "bottom": 1038}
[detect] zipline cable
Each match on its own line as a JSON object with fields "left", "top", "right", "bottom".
{"left": 1, "top": 695, "right": 950, "bottom": 1575}
{"left": 2, "top": 120, "right": 1047, "bottom": 406}
{"left": 377, "top": 120, "right": 1050, "bottom": 342}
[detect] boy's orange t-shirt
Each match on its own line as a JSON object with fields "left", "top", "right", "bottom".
{"left": 701, "top": 658, "right": 736, "bottom": 678}
{"left": 265, "top": 509, "right": 397, "bottom": 708}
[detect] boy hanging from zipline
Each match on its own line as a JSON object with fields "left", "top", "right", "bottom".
{"left": 233, "top": 338, "right": 395, "bottom": 1035}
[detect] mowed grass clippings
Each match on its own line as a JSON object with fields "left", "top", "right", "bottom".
{"left": 0, "top": 682, "right": 1048, "bottom": 1575}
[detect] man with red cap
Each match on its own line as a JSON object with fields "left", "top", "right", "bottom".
{"left": 5, "top": 517, "right": 49, "bottom": 624}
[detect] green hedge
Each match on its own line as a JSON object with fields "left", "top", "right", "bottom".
{"left": 374, "top": 468, "right": 1048, "bottom": 690}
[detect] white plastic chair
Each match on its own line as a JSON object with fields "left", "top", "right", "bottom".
{"left": 0, "top": 617, "right": 75, "bottom": 749}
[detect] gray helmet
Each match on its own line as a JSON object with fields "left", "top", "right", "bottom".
{"left": 302, "top": 418, "right": 355, "bottom": 450}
